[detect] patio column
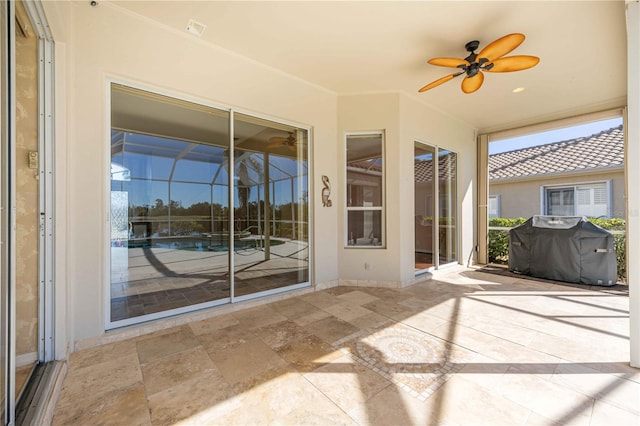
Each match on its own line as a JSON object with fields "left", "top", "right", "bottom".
{"left": 627, "top": 0, "right": 640, "bottom": 368}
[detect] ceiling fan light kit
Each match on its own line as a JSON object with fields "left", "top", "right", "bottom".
{"left": 419, "top": 33, "right": 540, "bottom": 94}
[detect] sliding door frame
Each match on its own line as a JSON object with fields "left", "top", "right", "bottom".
{"left": 104, "top": 79, "right": 313, "bottom": 330}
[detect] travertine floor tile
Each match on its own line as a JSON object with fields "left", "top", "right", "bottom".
{"left": 53, "top": 268, "right": 636, "bottom": 426}
{"left": 141, "top": 346, "right": 216, "bottom": 396}
{"left": 336, "top": 290, "right": 380, "bottom": 306}
{"left": 258, "top": 319, "right": 313, "bottom": 350}
{"left": 188, "top": 314, "right": 239, "bottom": 335}
{"left": 56, "top": 353, "right": 142, "bottom": 408}
{"left": 304, "top": 315, "right": 361, "bottom": 345}
{"left": 53, "top": 383, "right": 150, "bottom": 426}
{"left": 304, "top": 355, "right": 392, "bottom": 413}
{"left": 209, "top": 338, "right": 287, "bottom": 384}
{"left": 147, "top": 370, "right": 235, "bottom": 426}
{"left": 276, "top": 334, "right": 343, "bottom": 372}
{"left": 136, "top": 327, "right": 200, "bottom": 364}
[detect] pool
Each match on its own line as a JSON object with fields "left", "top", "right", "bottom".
{"left": 126, "top": 235, "right": 284, "bottom": 252}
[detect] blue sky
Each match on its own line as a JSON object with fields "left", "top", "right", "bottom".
{"left": 489, "top": 117, "right": 623, "bottom": 155}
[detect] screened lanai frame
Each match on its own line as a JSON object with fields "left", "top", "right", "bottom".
{"left": 104, "top": 79, "right": 313, "bottom": 330}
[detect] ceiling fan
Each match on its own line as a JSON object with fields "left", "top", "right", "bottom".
{"left": 267, "top": 132, "right": 300, "bottom": 151}
{"left": 419, "top": 33, "right": 540, "bottom": 94}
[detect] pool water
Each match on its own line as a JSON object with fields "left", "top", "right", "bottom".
{"left": 140, "top": 236, "right": 284, "bottom": 252}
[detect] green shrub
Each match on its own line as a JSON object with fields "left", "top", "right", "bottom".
{"left": 488, "top": 218, "right": 527, "bottom": 264}
{"left": 488, "top": 217, "right": 627, "bottom": 283}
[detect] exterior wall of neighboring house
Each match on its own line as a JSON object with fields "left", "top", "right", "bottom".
{"left": 490, "top": 168, "right": 625, "bottom": 219}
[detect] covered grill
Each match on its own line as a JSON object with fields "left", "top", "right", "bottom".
{"left": 508, "top": 216, "right": 617, "bottom": 286}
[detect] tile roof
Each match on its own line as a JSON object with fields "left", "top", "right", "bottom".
{"left": 414, "top": 153, "right": 457, "bottom": 184}
{"left": 489, "top": 125, "right": 624, "bottom": 181}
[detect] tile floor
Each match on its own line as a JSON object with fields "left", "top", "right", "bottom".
{"left": 52, "top": 268, "right": 639, "bottom": 425}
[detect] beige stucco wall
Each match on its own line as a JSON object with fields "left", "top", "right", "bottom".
{"left": 45, "top": 1, "right": 477, "bottom": 346}
{"left": 15, "top": 1, "right": 39, "bottom": 361}
{"left": 46, "top": 1, "right": 339, "bottom": 343}
{"left": 490, "top": 169, "right": 626, "bottom": 219}
{"left": 337, "top": 93, "right": 476, "bottom": 284}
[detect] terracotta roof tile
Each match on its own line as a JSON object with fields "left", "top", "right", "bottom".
{"left": 489, "top": 125, "right": 624, "bottom": 181}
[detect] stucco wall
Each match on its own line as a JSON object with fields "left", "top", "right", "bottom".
{"left": 47, "top": 1, "right": 339, "bottom": 342}
{"left": 46, "top": 1, "right": 478, "bottom": 346}
{"left": 337, "top": 93, "right": 476, "bottom": 284}
{"left": 490, "top": 170, "right": 626, "bottom": 219}
{"left": 338, "top": 93, "right": 402, "bottom": 283}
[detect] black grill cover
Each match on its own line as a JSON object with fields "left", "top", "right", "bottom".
{"left": 508, "top": 216, "right": 617, "bottom": 286}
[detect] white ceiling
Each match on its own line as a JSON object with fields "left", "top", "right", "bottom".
{"left": 112, "top": 1, "right": 628, "bottom": 132}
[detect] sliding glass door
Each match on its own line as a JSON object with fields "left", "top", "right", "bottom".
{"left": 109, "top": 84, "right": 310, "bottom": 328}
{"left": 1, "top": 2, "right": 9, "bottom": 422}
{"left": 414, "top": 142, "right": 458, "bottom": 273}
{"left": 232, "top": 114, "right": 309, "bottom": 299}
{"left": 438, "top": 149, "right": 457, "bottom": 265}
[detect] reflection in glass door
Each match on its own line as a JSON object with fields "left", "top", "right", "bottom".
{"left": 110, "top": 84, "right": 231, "bottom": 326}
{"left": 232, "top": 113, "right": 309, "bottom": 299}
{"left": 438, "top": 149, "right": 457, "bottom": 265}
{"left": 109, "top": 85, "right": 310, "bottom": 327}
{"left": 414, "top": 143, "right": 435, "bottom": 271}
{"left": 414, "top": 142, "right": 458, "bottom": 273}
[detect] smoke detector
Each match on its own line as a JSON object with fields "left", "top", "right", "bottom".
{"left": 186, "top": 19, "right": 206, "bottom": 37}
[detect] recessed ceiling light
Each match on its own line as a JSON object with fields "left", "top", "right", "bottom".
{"left": 512, "top": 87, "right": 526, "bottom": 93}
{"left": 186, "top": 19, "right": 206, "bottom": 37}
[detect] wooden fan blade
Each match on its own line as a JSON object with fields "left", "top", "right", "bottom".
{"left": 461, "top": 72, "right": 484, "bottom": 94}
{"left": 478, "top": 33, "right": 525, "bottom": 61}
{"left": 428, "top": 57, "right": 469, "bottom": 68}
{"left": 418, "top": 73, "right": 458, "bottom": 92}
{"left": 487, "top": 55, "right": 540, "bottom": 72}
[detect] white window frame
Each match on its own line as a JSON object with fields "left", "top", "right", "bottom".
{"left": 488, "top": 195, "right": 501, "bottom": 218}
{"left": 541, "top": 180, "right": 612, "bottom": 217}
{"left": 345, "top": 131, "right": 386, "bottom": 249}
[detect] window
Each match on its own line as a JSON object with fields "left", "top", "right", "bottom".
{"left": 346, "top": 133, "right": 384, "bottom": 247}
{"left": 488, "top": 195, "right": 500, "bottom": 218}
{"left": 544, "top": 182, "right": 610, "bottom": 217}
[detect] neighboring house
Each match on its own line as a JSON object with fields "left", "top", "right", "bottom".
{"left": 489, "top": 125, "right": 625, "bottom": 219}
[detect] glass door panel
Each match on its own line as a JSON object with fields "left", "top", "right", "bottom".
{"left": 1, "top": 1, "right": 9, "bottom": 421}
{"left": 414, "top": 143, "right": 435, "bottom": 271}
{"left": 14, "top": 0, "right": 39, "bottom": 400}
{"left": 438, "top": 149, "right": 458, "bottom": 265}
{"left": 233, "top": 113, "right": 309, "bottom": 298}
{"left": 109, "top": 84, "right": 231, "bottom": 325}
